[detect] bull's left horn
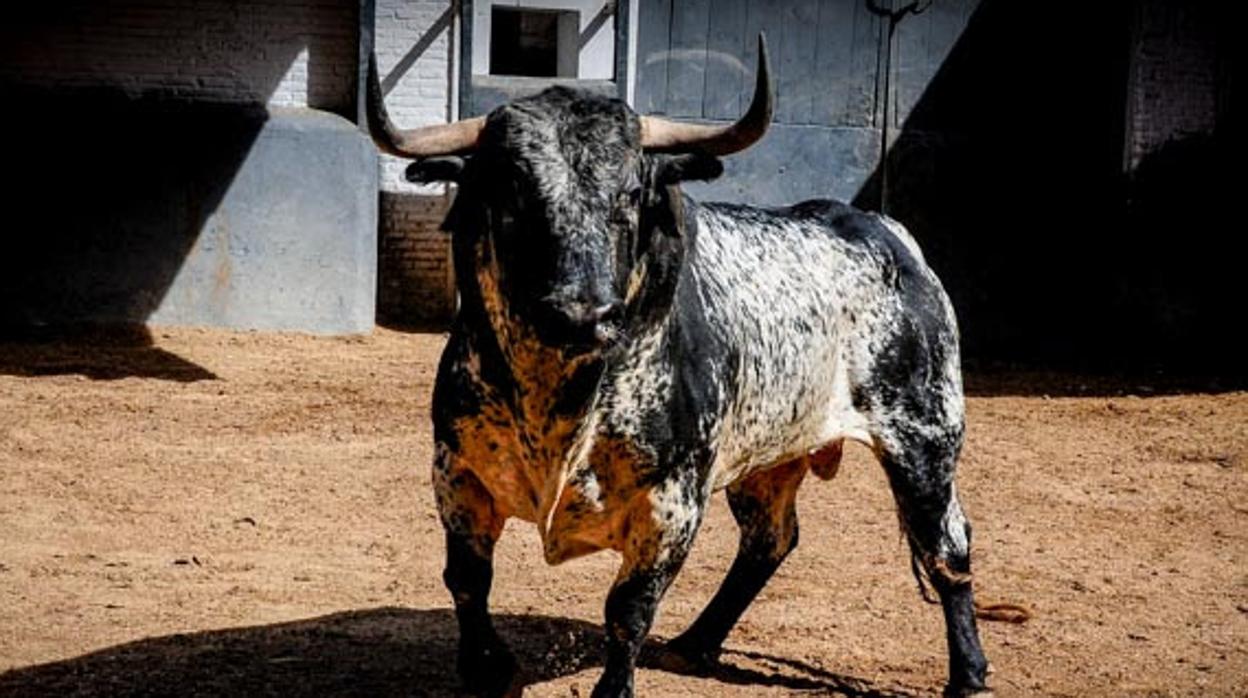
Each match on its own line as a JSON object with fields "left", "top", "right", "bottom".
{"left": 639, "top": 34, "right": 774, "bottom": 156}
{"left": 367, "top": 53, "right": 484, "bottom": 158}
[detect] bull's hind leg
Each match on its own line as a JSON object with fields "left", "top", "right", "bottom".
{"left": 661, "top": 458, "right": 808, "bottom": 672}
{"left": 876, "top": 425, "right": 989, "bottom": 696}
{"left": 433, "top": 444, "right": 514, "bottom": 696}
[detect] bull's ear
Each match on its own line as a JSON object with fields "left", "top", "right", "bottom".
{"left": 405, "top": 156, "right": 468, "bottom": 183}
{"left": 652, "top": 152, "right": 724, "bottom": 185}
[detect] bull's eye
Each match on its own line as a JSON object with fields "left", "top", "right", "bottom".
{"left": 490, "top": 207, "right": 516, "bottom": 237}
{"left": 613, "top": 188, "right": 641, "bottom": 232}
{"left": 617, "top": 187, "right": 642, "bottom": 211}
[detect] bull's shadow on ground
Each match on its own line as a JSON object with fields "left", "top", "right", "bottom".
{"left": 0, "top": 607, "right": 918, "bottom": 697}
{"left": 0, "top": 324, "right": 216, "bottom": 382}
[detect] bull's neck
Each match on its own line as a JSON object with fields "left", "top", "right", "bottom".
{"left": 503, "top": 341, "right": 608, "bottom": 501}
{"left": 466, "top": 234, "right": 602, "bottom": 427}
{"left": 512, "top": 340, "right": 603, "bottom": 418}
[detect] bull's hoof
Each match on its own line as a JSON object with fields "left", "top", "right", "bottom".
{"left": 590, "top": 671, "right": 634, "bottom": 698}
{"left": 943, "top": 681, "right": 993, "bottom": 697}
{"left": 654, "top": 636, "right": 721, "bottom": 676}
{"left": 458, "top": 642, "right": 518, "bottom": 697}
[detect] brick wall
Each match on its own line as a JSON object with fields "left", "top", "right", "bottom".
{"left": 2, "top": 1, "right": 356, "bottom": 111}
{"left": 1124, "top": 0, "right": 1221, "bottom": 169}
{"left": 374, "top": 0, "right": 457, "bottom": 326}
{"left": 379, "top": 193, "right": 455, "bottom": 325}
{"left": 1116, "top": 0, "right": 1236, "bottom": 368}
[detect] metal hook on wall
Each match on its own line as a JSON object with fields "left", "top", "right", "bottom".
{"left": 865, "top": 0, "right": 932, "bottom": 215}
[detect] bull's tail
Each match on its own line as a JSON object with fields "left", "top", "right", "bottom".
{"left": 908, "top": 549, "right": 1033, "bottom": 624}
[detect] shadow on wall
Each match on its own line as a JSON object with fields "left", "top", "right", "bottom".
{"left": 0, "top": 607, "right": 920, "bottom": 697}
{"left": 852, "top": 0, "right": 1238, "bottom": 376}
{"left": 1119, "top": 132, "right": 1234, "bottom": 366}
{"left": 1, "top": 94, "right": 264, "bottom": 329}
{"left": 0, "top": 1, "right": 359, "bottom": 333}
{"left": 376, "top": 192, "right": 456, "bottom": 331}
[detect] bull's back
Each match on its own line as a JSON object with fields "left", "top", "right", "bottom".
{"left": 686, "top": 199, "right": 959, "bottom": 487}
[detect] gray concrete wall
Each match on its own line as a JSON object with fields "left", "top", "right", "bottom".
{"left": 147, "top": 110, "right": 378, "bottom": 333}
{"left": 635, "top": 0, "right": 887, "bottom": 207}
{"left": 3, "top": 100, "right": 378, "bottom": 335}
{"left": 1, "top": 0, "right": 378, "bottom": 335}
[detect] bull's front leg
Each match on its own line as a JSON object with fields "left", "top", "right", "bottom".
{"left": 593, "top": 475, "right": 705, "bottom": 698}
{"left": 662, "top": 457, "right": 809, "bottom": 672}
{"left": 433, "top": 443, "right": 514, "bottom": 696}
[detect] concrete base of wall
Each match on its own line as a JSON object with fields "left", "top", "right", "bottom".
{"left": 3, "top": 94, "right": 377, "bottom": 335}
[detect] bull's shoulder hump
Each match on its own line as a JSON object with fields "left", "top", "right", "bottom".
{"left": 698, "top": 198, "right": 924, "bottom": 265}
{"left": 698, "top": 198, "right": 890, "bottom": 234}
{"left": 696, "top": 198, "right": 854, "bottom": 224}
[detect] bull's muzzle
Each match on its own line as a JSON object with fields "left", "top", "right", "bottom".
{"left": 545, "top": 299, "right": 624, "bottom": 353}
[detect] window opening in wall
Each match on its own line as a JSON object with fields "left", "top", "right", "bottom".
{"left": 489, "top": 7, "right": 580, "bottom": 78}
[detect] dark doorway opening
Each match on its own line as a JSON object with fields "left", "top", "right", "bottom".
{"left": 490, "top": 7, "right": 580, "bottom": 78}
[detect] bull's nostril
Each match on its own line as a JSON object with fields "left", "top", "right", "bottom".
{"left": 543, "top": 298, "right": 623, "bottom": 349}
{"left": 592, "top": 323, "right": 617, "bottom": 346}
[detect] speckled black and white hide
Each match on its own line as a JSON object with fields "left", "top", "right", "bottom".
{"left": 416, "top": 87, "right": 989, "bottom": 698}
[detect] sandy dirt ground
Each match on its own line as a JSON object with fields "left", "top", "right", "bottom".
{"left": 1, "top": 327, "right": 1245, "bottom": 697}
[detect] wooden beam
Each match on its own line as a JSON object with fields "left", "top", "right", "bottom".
{"left": 615, "top": 0, "right": 630, "bottom": 100}
{"left": 356, "top": 0, "right": 375, "bottom": 129}
{"left": 458, "top": 0, "right": 474, "bottom": 117}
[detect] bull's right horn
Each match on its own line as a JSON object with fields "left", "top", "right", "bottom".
{"left": 639, "top": 33, "right": 774, "bottom": 156}
{"left": 367, "top": 54, "right": 484, "bottom": 158}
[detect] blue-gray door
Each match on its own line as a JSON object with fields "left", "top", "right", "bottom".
{"left": 633, "top": 0, "right": 978, "bottom": 208}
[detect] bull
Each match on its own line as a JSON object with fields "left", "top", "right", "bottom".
{"left": 368, "top": 36, "right": 990, "bottom": 697}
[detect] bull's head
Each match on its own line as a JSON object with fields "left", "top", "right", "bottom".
{"left": 369, "top": 37, "right": 773, "bottom": 357}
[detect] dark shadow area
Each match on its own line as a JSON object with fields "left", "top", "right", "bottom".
{"left": 1117, "top": 132, "right": 1235, "bottom": 366}
{"left": 0, "top": 1, "right": 360, "bottom": 332}
{"left": 379, "top": 318, "right": 455, "bottom": 335}
{"left": 0, "top": 324, "right": 216, "bottom": 382}
{"left": 704, "top": 649, "right": 920, "bottom": 697}
{"left": 375, "top": 192, "right": 456, "bottom": 330}
{"left": 0, "top": 90, "right": 267, "bottom": 328}
{"left": 0, "top": 608, "right": 917, "bottom": 697}
{"left": 853, "top": 0, "right": 1240, "bottom": 380}
{"left": 640, "top": 645, "right": 920, "bottom": 697}
{"left": 962, "top": 365, "right": 1245, "bottom": 399}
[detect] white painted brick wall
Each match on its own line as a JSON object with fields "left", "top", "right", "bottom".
{"left": 374, "top": 0, "right": 457, "bottom": 324}
{"left": 2, "top": 1, "right": 356, "bottom": 110}
{"left": 374, "top": 0, "right": 456, "bottom": 193}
